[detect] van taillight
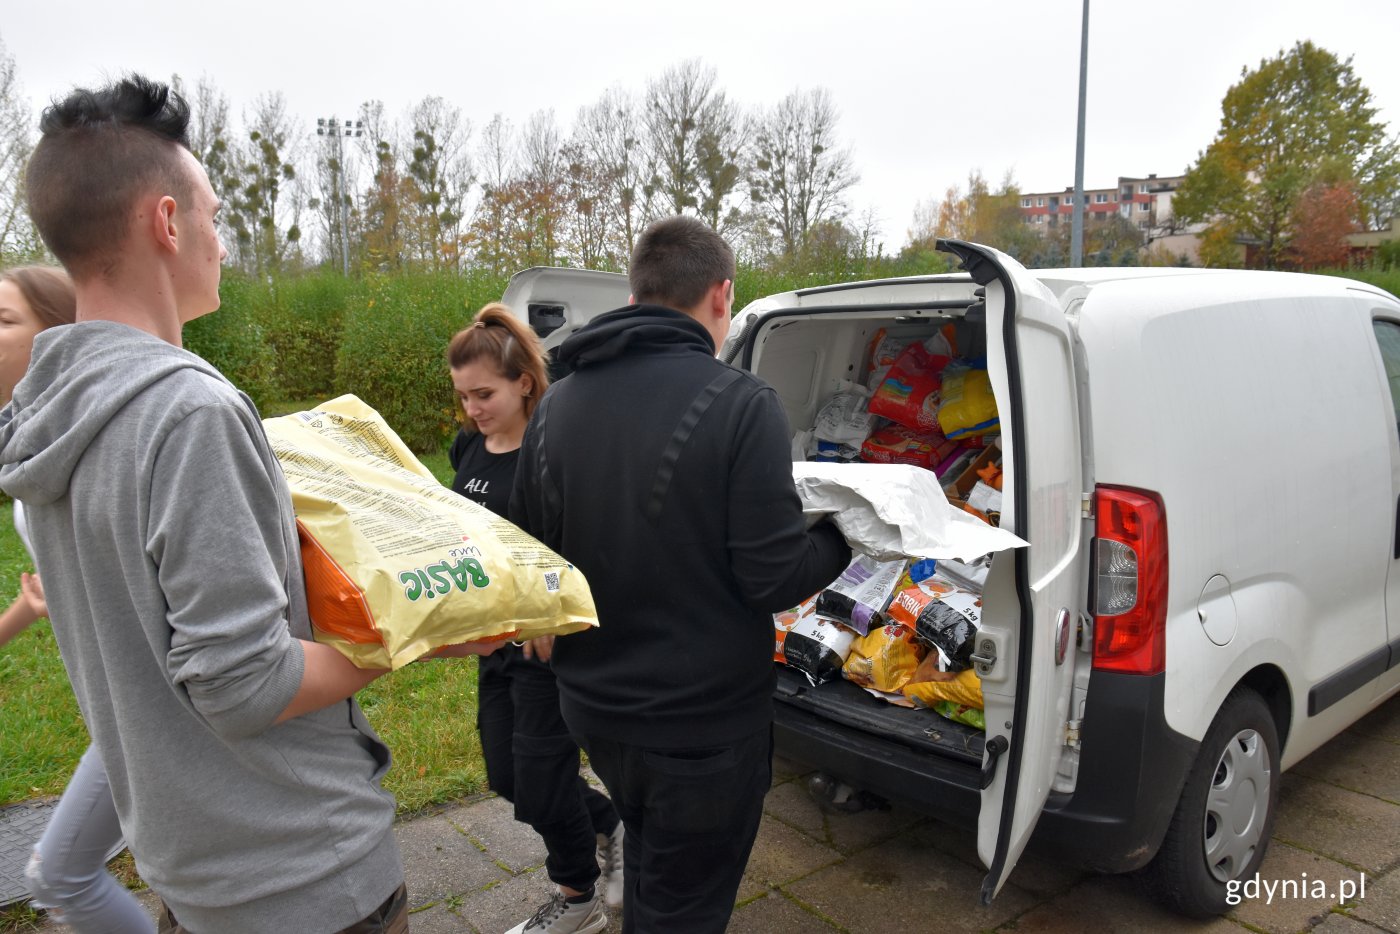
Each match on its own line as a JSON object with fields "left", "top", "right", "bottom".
{"left": 1092, "top": 486, "right": 1168, "bottom": 675}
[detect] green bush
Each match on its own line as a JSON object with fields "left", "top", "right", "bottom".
{"left": 334, "top": 270, "right": 510, "bottom": 452}
{"left": 184, "top": 274, "right": 281, "bottom": 410}
{"left": 262, "top": 273, "right": 361, "bottom": 400}
{"left": 1375, "top": 239, "right": 1400, "bottom": 273}
{"left": 1316, "top": 267, "right": 1400, "bottom": 297}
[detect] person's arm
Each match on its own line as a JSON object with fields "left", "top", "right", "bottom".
{"left": 275, "top": 640, "right": 387, "bottom": 723}
{"left": 726, "top": 387, "right": 852, "bottom": 612}
{"left": 148, "top": 402, "right": 322, "bottom": 739}
{"left": 0, "top": 572, "right": 46, "bottom": 648}
{"left": 274, "top": 635, "right": 507, "bottom": 723}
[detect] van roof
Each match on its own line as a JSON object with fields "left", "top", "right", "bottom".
{"left": 749, "top": 267, "right": 1399, "bottom": 319}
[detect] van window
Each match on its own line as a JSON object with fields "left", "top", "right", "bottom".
{"left": 1373, "top": 320, "right": 1400, "bottom": 434}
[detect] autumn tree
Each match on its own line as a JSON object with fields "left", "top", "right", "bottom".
{"left": 747, "top": 88, "right": 858, "bottom": 259}
{"left": 559, "top": 136, "right": 614, "bottom": 269}
{"left": 1175, "top": 41, "right": 1400, "bottom": 269}
{"left": 911, "top": 170, "right": 1038, "bottom": 261}
{"left": 358, "top": 100, "right": 410, "bottom": 272}
{"left": 1291, "top": 181, "right": 1360, "bottom": 269}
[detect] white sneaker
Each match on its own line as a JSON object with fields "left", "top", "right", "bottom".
{"left": 505, "top": 888, "right": 607, "bottom": 934}
{"left": 596, "top": 823, "right": 625, "bottom": 909}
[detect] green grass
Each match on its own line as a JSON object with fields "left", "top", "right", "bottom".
{"left": 0, "top": 426, "right": 475, "bottom": 812}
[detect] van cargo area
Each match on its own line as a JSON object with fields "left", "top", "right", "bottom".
{"left": 741, "top": 296, "right": 1005, "bottom": 815}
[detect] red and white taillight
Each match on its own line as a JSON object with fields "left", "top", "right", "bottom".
{"left": 1092, "top": 485, "right": 1168, "bottom": 675}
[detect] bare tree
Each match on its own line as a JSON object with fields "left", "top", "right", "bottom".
{"left": 226, "top": 93, "right": 304, "bottom": 275}
{"left": 0, "top": 38, "right": 36, "bottom": 258}
{"left": 747, "top": 88, "right": 858, "bottom": 258}
{"left": 470, "top": 113, "right": 519, "bottom": 274}
{"left": 644, "top": 59, "right": 742, "bottom": 227}
{"left": 357, "top": 100, "right": 409, "bottom": 271}
{"left": 179, "top": 75, "right": 239, "bottom": 251}
{"left": 405, "top": 96, "right": 473, "bottom": 270}
{"left": 576, "top": 87, "right": 653, "bottom": 261}
{"left": 517, "top": 109, "right": 565, "bottom": 265}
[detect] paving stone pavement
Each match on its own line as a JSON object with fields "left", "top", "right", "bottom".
{"left": 18, "top": 693, "right": 1400, "bottom": 933}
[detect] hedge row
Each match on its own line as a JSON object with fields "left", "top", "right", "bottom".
{"left": 191, "top": 258, "right": 1393, "bottom": 455}
{"left": 183, "top": 269, "right": 507, "bottom": 453}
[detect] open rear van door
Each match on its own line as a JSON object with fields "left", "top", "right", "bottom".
{"left": 500, "top": 267, "right": 631, "bottom": 352}
{"left": 937, "top": 240, "right": 1089, "bottom": 903}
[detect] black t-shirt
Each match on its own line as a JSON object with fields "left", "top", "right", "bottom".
{"left": 448, "top": 429, "right": 519, "bottom": 518}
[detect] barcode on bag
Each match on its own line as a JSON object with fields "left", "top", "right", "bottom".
{"left": 544, "top": 571, "right": 560, "bottom": 592}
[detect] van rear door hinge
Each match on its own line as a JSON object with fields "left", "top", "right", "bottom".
{"left": 1065, "top": 719, "right": 1082, "bottom": 749}
{"left": 1081, "top": 494, "right": 1094, "bottom": 519}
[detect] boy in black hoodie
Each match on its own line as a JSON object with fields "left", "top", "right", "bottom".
{"left": 510, "top": 216, "right": 850, "bottom": 932}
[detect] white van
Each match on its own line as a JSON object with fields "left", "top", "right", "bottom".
{"left": 501, "top": 241, "right": 1400, "bottom": 917}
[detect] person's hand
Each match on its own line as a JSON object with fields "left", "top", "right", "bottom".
{"left": 428, "top": 638, "right": 509, "bottom": 659}
{"left": 18, "top": 572, "right": 47, "bottom": 619}
{"left": 521, "top": 635, "right": 555, "bottom": 663}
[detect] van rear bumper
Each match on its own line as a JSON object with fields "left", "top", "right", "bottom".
{"left": 773, "top": 702, "right": 982, "bottom": 826}
{"left": 1032, "top": 670, "right": 1198, "bottom": 872}
{"left": 772, "top": 670, "right": 1198, "bottom": 873}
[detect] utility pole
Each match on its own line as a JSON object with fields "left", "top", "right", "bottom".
{"left": 1071, "top": 0, "right": 1090, "bottom": 266}
{"left": 316, "top": 116, "right": 363, "bottom": 276}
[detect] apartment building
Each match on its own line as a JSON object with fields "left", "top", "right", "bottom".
{"left": 1019, "top": 173, "right": 1201, "bottom": 261}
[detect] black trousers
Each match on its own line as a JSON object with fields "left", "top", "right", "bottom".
{"left": 477, "top": 645, "right": 619, "bottom": 892}
{"left": 577, "top": 725, "right": 772, "bottom": 934}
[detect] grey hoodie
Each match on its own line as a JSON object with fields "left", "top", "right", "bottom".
{"left": 0, "top": 322, "right": 401, "bottom": 933}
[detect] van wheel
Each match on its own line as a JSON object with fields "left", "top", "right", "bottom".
{"left": 1145, "top": 688, "right": 1280, "bottom": 917}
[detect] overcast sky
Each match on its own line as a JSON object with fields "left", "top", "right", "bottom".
{"left": 4, "top": 0, "right": 1398, "bottom": 251}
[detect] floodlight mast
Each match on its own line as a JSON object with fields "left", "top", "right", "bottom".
{"left": 316, "top": 116, "right": 364, "bottom": 276}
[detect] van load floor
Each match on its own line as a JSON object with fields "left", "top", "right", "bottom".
{"left": 775, "top": 666, "right": 986, "bottom": 764}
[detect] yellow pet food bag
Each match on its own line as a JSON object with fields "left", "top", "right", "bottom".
{"left": 264, "top": 395, "right": 597, "bottom": 669}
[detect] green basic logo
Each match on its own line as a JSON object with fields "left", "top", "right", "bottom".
{"left": 399, "top": 558, "right": 491, "bottom": 601}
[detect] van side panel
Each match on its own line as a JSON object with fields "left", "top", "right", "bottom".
{"left": 1078, "top": 281, "right": 1391, "bottom": 761}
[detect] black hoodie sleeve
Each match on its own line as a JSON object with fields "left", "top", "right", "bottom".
{"left": 725, "top": 386, "right": 851, "bottom": 612}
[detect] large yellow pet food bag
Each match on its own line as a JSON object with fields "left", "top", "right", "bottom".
{"left": 264, "top": 395, "right": 597, "bottom": 669}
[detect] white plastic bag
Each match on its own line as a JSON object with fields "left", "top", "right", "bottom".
{"left": 792, "top": 461, "right": 1028, "bottom": 562}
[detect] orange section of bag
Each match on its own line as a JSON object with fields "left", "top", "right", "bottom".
{"left": 297, "top": 519, "right": 383, "bottom": 645}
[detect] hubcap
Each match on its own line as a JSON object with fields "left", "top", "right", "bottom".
{"left": 1202, "top": 728, "right": 1271, "bottom": 883}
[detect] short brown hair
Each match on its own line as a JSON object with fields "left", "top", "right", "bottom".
{"left": 446, "top": 303, "right": 550, "bottom": 430}
{"left": 628, "top": 215, "right": 736, "bottom": 311}
{"left": 0, "top": 265, "right": 77, "bottom": 329}
{"left": 26, "top": 74, "right": 192, "bottom": 281}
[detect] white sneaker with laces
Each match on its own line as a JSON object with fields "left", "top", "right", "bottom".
{"left": 596, "top": 824, "right": 624, "bottom": 909}
{"left": 505, "top": 888, "right": 607, "bottom": 934}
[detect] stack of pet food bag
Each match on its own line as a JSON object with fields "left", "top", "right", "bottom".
{"left": 264, "top": 395, "right": 597, "bottom": 670}
{"left": 774, "top": 552, "right": 991, "bottom": 730}
{"left": 798, "top": 325, "right": 1004, "bottom": 528}
{"left": 779, "top": 326, "right": 1012, "bottom": 731}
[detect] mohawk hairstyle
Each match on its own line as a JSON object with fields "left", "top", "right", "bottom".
{"left": 27, "top": 74, "right": 194, "bottom": 280}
